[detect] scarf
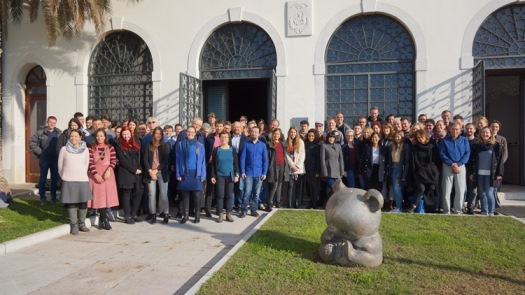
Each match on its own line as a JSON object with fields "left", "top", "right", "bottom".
{"left": 184, "top": 138, "right": 198, "bottom": 169}
{"left": 476, "top": 142, "right": 494, "bottom": 152}
{"left": 66, "top": 140, "right": 87, "bottom": 154}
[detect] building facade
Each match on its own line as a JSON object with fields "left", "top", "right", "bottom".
{"left": 2, "top": 0, "right": 525, "bottom": 185}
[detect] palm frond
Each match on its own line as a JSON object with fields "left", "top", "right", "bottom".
{"left": 29, "top": 0, "right": 40, "bottom": 22}
{"left": 9, "top": 0, "right": 24, "bottom": 24}
{"left": 42, "top": 0, "right": 59, "bottom": 45}
{"left": 75, "top": 0, "right": 86, "bottom": 32}
{"left": 86, "top": 0, "right": 105, "bottom": 38}
{"left": 1, "top": 0, "right": 9, "bottom": 39}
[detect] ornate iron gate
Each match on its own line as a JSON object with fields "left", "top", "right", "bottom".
{"left": 179, "top": 73, "right": 203, "bottom": 128}
{"left": 471, "top": 60, "right": 485, "bottom": 121}
{"left": 271, "top": 70, "right": 277, "bottom": 120}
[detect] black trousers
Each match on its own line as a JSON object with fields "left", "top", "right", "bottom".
{"left": 304, "top": 172, "right": 320, "bottom": 208}
{"left": 216, "top": 176, "right": 233, "bottom": 213}
{"left": 181, "top": 190, "right": 201, "bottom": 216}
{"left": 121, "top": 185, "right": 144, "bottom": 218}
{"left": 287, "top": 174, "right": 304, "bottom": 208}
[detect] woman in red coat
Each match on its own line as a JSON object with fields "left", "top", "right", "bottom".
{"left": 88, "top": 129, "right": 119, "bottom": 230}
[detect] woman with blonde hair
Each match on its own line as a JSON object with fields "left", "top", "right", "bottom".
{"left": 469, "top": 127, "right": 504, "bottom": 216}
{"left": 285, "top": 126, "right": 305, "bottom": 208}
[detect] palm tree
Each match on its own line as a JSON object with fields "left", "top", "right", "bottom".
{"left": 0, "top": 0, "right": 144, "bottom": 46}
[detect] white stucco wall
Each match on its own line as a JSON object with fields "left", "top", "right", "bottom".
{"left": 2, "top": 0, "right": 523, "bottom": 182}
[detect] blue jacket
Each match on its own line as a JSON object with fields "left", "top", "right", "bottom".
{"left": 240, "top": 139, "right": 268, "bottom": 177}
{"left": 175, "top": 139, "right": 206, "bottom": 181}
{"left": 438, "top": 135, "right": 471, "bottom": 167}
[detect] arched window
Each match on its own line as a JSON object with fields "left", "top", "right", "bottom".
{"left": 89, "top": 31, "right": 153, "bottom": 123}
{"left": 473, "top": 4, "right": 525, "bottom": 69}
{"left": 200, "top": 23, "right": 277, "bottom": 79}
{"left": 326, "top": 15, "right": 415, "bottom": 124}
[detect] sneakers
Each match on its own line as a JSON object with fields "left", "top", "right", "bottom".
{"left": 251, "top": 212, "right": 260, "bottom": 217}
{"left": 51, "top": 199, "right": 59, "bottom": 204}
{"left": 125, "top": 217, "right": 136, "bottom": 224}
{"left": 390, "top": 208, "right": 401, "bottom": 213}
{"left": 239, "top": 212, "right": 246, "bottom": 218}
{"left": 40, "top": 200, "right": 47, "bottom": 206}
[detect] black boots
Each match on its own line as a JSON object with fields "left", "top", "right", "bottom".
{"left": 148, "top": 213, "right": 157, "bottom": 224}
{"left": 194, "top": 210, "right": 200, "bottom": 223}
{"left": 162, "top": 214, "right": 170, "bottom": 224}
{"left": 99, "top": 210, "right": 112, "bottom": 230}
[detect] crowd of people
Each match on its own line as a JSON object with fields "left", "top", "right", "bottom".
{"left": 28, "top": 108, "right": 507, "bottom": 235}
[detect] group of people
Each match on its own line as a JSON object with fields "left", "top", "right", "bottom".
{"left": 29, "top": 108, "right": 507, "bottom": 235}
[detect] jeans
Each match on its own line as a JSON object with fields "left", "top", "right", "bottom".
{"left": 242, "top": 176, "right": 263, "bottom": 214}
{"left": 441, "top": 164, "right": 466, "bottom": 214}
{"left": 38, "top": 158, "right": 59, "bottom": 201}
{"left": 235, "top": 178, "right": 245, "bottom": 208}
{"left": 345, "top": 168, "right": 356, "bottom": 188}
{"left": 477, "top": 175, "right": 494, "bottom": 215}
{"left": 147, "top": 172, "right": 168, "bottom": 214}
{"left": 391, "top": 164, "right": 403, "bottom": 209}
{"left": 325, "top": 177, "right": 338, "bottom": 199}
{"left": 216, "top": 176, "right": 233, "bottom": 213}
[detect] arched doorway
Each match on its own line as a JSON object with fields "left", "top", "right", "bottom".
{"left": 88, "top": 31, "right": 154, "bottom": 124}
{"left": 199, "top": 23, "right": 277, "bottom": 123}
{"left": 473, "top": 4, "right": 525, "bottom": 185}
{"left": 25, "top": 66, "right": 47, "bottom": 183}
{"left": 325, "top": 15, "right": 416, "bottom": 125}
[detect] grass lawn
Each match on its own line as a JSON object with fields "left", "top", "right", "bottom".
{"left": 199, "top": 210, "right": 525, "bottom": 295}
{"left": 0, "top": 198, "right": 68, "bottom": 243}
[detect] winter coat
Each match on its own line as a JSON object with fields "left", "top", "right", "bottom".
{"left": 320, "top": 142, "right": 344, "bottom": 178}
{"left": 142, "top": 143, "right": 171, "bottom": 183}
{"left": 113, "top": 140, "right": 143, "bottom": 189}
{"left": 29, "top": 126, "right": 62, "bottom": 159}
{"left": 470, "top": 142, "right": 504, "bottom": 187}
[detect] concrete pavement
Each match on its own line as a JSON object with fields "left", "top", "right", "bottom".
{"left": 0, "top": 196, "right": 273, "bottom": 295}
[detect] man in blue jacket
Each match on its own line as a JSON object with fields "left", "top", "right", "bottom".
{"left": 240, "top": 126, "right": 268, "bottom": 218}
{"left": 439, "top": 122, "right": 470, "bottom": 214}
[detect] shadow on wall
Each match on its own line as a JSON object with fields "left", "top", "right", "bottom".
{"left": 416, "top": 70, "right": 474, "bottom": 122}
{"left": 155, "top": 88, "right": 180, "bottom": 127}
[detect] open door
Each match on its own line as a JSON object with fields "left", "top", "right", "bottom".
{"left": 471, "top": 60, "right": 485, "bottom": 121}
{"left": 180, "top": 73, "right": 203, "bottom": 128}
{"left": 269, "top": 69, "right": 277, "bottom": 121}
{"left": 25, "top": 66, "right": 47, "bottom": 183}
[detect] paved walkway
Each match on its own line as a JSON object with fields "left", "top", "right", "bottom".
{"left": 0, "top": 193, "right": 270, "bottom": 294}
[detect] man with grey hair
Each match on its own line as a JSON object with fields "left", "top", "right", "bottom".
{"left": 439, "top": 122, "right": 470, "bottom": 214}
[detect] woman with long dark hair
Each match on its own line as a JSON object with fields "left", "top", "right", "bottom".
{"left": 304, "top": 129, "right": 321, "bottom": 209}
{"left": 469, "top": 127, "right": 504, "bottom": 216}
{"left": 88, "top": 129, "right": 118, "bottom": 230}
{"left": 361, "top": 132, "right": 386, "bottom": 191}
{"left": 285, "top": 127, "right": 305, "bottom": 208}
{"left": 342, "top": 130, "right": 358, "bottom": 188}
{"left": 176, "top": 126, "right": 207, "bottom": 223}
{"left": 114, "top": 126, "right": 143, "bottom": 224}
{"left": 143, "top": 127, "right": 171, "bottom": 224}
{"left": 58, "top": 129, "right": 91, "bottom": 235}
{"left": 266, "top": 128, "right": 285, "bottom": 211}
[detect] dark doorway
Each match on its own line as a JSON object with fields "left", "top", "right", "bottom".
{"left": 203, "top": 79, "right": 269, "bottom": 123}
{"left": 485, "top": 69, "right": 525, "bottom": 185}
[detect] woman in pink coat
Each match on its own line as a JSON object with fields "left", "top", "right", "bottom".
{"left": 88, "top": 129, "right": 119, "bottom": 230}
